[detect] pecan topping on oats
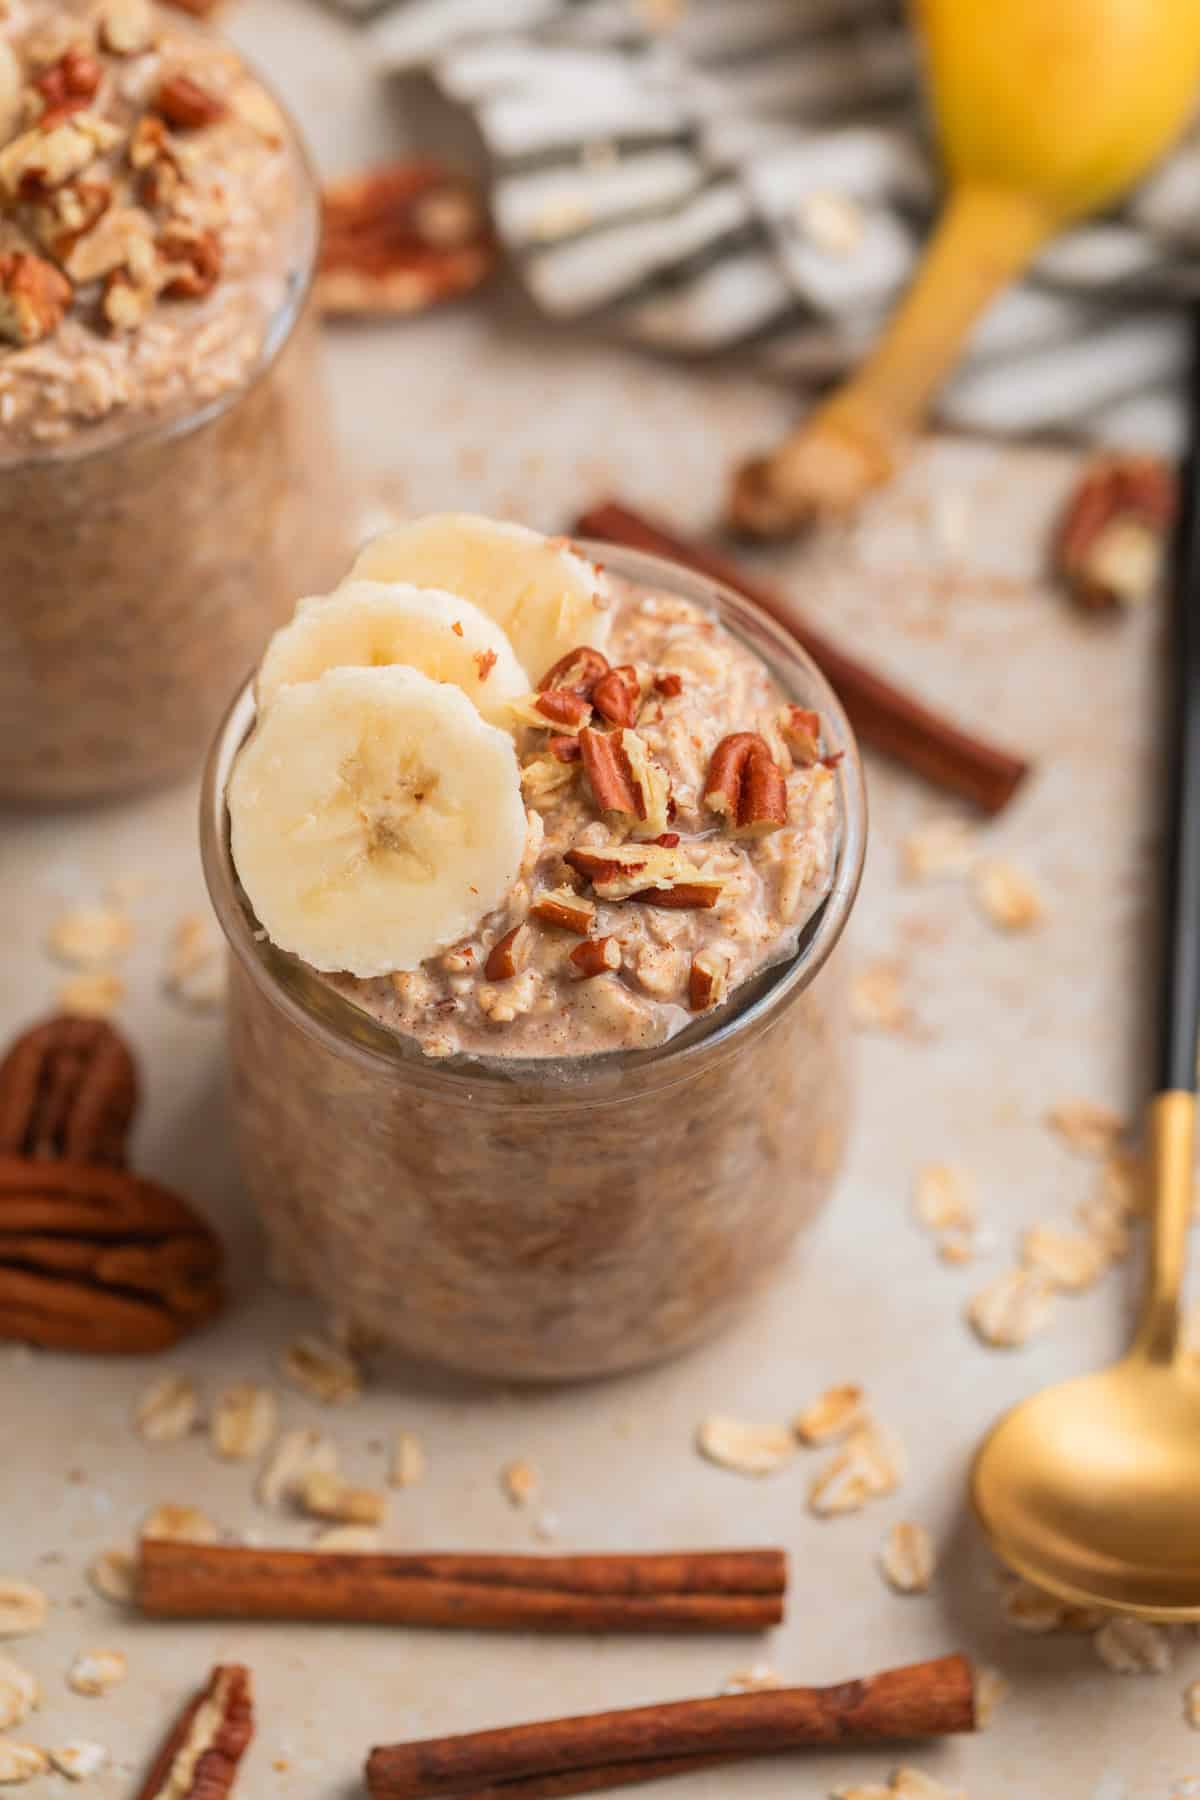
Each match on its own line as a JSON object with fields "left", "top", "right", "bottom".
{"left": 531, "top": 889, "right": 595, "bottom": 934}
{"left": 517, "top": 689, "right": 592, "bottom": 732}
{"left": 101, "top": 265, "right": 153, "bottom": 332}
{"left": 591, "top": 663, "right": 641, "bottom": 728}
{"left": 155, "top": 72, "right": 226, "bottom": 131}
{"left": 0, "top": 115, "right": 118, "bottom": 200}
{"left": 158, "top": 224, "right": 221, "bottom": 298}
{"left": 538, "top": 646, "right": 610, "bottom": 699}
{"left": 568, "top": 936, "right": 621, "bottom": 980}
{"left": 688, "top": 948, "right": 730, "bottom": 1012}
{"left": 0, "top": 251, "right": 71, "bottom": 345}
{"left": 30, "top": 175, "right": 112, "bottom": 263}
{"left": 655, "top": 672, "right": 683, "bottom": 698}
{"left": 484, "top": 925, "right": 530, "bottom": 982}
{"left": 546, "top": 734, "right": 582, "bottom": 763}
{"left": 565, "top": 843, "right": 724, "bottom": 909}
{"left": 579, "top": 728, "right": 639, "bottom": 823}
{"left": 33, "top": 46, "right": 102, "bottom": 130}
{"left": 127, "top": 113, "right": 185, "bottom": 209}
{"left": 779, "top": 705, "right": 822, "bottom": 766}
{"left": 704, "top": 733, "right": 788, "bottom": 837}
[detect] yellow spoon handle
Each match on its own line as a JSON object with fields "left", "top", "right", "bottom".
{"left": 1132, "top": 1090, "right": 1196, "bottom": 1365}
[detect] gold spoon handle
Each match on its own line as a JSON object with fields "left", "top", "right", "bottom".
{"left": 1134, "top": 1091, "right": 1196, "bottom": 1363}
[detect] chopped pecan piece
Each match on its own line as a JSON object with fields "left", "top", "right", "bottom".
{"left": 1054, "top": 453, "right": 1176, "bottom": 612}
{"left": 484, "top": 925, "right": 529, "bottom": 982}
{"left": 128, "top": 114, "right": 185, "bottom": 211}
{"left": 158, "top": 224, "right": 221, "bottom": 298}
{"left": 655, "top": 672, "right": 684, "bottom": 698}
{"left": 538, "top": 646, "right": 610, "bottom": 699}
{"left": 546, "top": 734, "right": 582, "bottom": 764}
{"left": 510, "top": 690, "right": 591, "bottom": 733}
{"left": 133, "top": 1664, "right": 253, "bottom": 1800}
{"left": 531, "top": 889, "right": 595, "bottom": 934}
{"left": 0, "top": 1156, "right": 224, "bottom": 1353}
{"left": 580, "top": 727, "right": 672, "bottom": 838}
{"left": 155, "top": 72, "right": 226, "bottom": 130}
{"left": 592, "top": 664, "right": 641, "bottom": 728}
{"left": 0, "top": 115, "right": 118, "bottom": 200}
{"left": 0, "top": 250, "right": 71, "bottom": 345}
{"left": 0, "top": 1015, "right": 137, "bottom": 1166}
{"left": 34, "top": 47, "right": 103, "bottom": 129}
{"left": 569, "top": 936, "right": 621, "bottom": 979}
{"left": 30, "top": 175, "right": 112, "bottom": 263}
{"left": 473, "top": 648, "right": 497, "bottom": 683}
{"left": 779, "top": 706, "right": 822, "bottom": 766}
{"left": 704, "top": 732, "right": 788, "bottom": 836}
{"left": 318, "top": 160, "right": 496, "bottom": 317}
{"left": 689, "top": 949, "right": 731, "bottom": 1012}
{"left": 565, "top": 844, "right": 724, "bottom": 909}
{"left": 102, "top": 265, "right": 154, "bottom": 332}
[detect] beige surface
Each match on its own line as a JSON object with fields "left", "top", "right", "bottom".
{"left": 0, "top": 4, "right": 1190, "bottom": 1797}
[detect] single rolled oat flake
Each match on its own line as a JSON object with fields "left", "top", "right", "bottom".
{"left": 721, "top": 1664, "right": 784, "bottom": 1694}
{"left": 67, "top": 1648, "right": 126, "bottom": 1697}
{"left": 45, "top": 906, "right": 132, "bottom": 968}
{"left": 974, "top": 1665, "right": 1009, "bottom": 1728}
{"left": 696, "top": 1416, "right": 796, "bottom": 1478}
{"left": 1094, "top": 1615, "right": 1172, "bottom": 1674}
{"left": 501, "top": 1460, "right": 540, "bottom": 1506}
{"left": 792, "top": 1383, "right": 864, "bottom": 1446}
{"left": 141, "top": 1503, "right": 218, "bottom": 1545}
{"left": 0, "top": 1584, "right": 46, "bottom": 1640}
{"left": 281, "top": 1335, "right": 362, "bottom": 1404}
{"left": 1001, "top": 1579, "right": 1067, "bottom": 1633}
{"left": 47, "top": 1741, "right": 108, "bottom": 1782}
{"left": 211, "top": 1382, "right": 277, "bottom": 1461}
{"left": 299, "top": 1471, "right": 386, "bottom": 1527}
{"left": 135, "top": 1373, "right": 200, "bottom": 1445}
{"left": 314, "top": 1524, "right": 380, "bottom": 1552}
{"left": 387, "top": 1430, "right": 426, "bottom": 1488}
{"left": 0, "top": 1740, "right": 48, "bottom": 1783}
{"left": 973, "top": 859, "right": 1045, "bottom": 931}
{"left": 0, "top": 1659, "right": 37, "bottom": 1731}
{"left": 967, "top": 1268, "right": 1055, "bottom": 1348}
{"left": 257, "top": 1428, "right": 339, "bottom": 1509}
{"left": 55, "top": 972, "right": 125, "bottom": 1019}
{"left": 86, "top": 1551, "right": 134, "bottom": 1607}
{"left": 879, "top": 1522, "right": 936, "bottom": 1594}
{"left": 1046, "top": 1099, "right": 1126, "bottom": 1158}
{"left": 913, "top": 1164, "right": 976, "bottom": 1233}
{"left": 850, "top": 958, "right": 912, "bottom": 1034}
{"left": 1021, "top": 1222, "right": 1109, "bottom": 1293}
{"left": 900, "top": 815, "right": 977, "bottom": 883}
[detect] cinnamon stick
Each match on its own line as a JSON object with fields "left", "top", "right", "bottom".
{"left": 575, "top": 500, "right": 1028, "bottom": 816}
{"left": 138, "top": 1540, "right": 786, "bottom": 1633}
{"left": 366, "top": 1654, "right": 975, "bottom": 1799}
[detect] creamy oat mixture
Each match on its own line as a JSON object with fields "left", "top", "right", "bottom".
{"left": 0, "top": 0, "right": 305, "bottom": 452}
{"left": 322, "top": 576, "right": 840, "bottom": 1059}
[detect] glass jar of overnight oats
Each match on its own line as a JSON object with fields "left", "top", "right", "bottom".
{"left": 0, "top": 0, "right": 347, "bottom": 805}
{"left": 202, "top": 538, "right": 866, "bottom": 1381}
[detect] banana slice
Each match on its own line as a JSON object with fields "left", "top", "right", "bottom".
{"left": 256, "top": 581, "right": 529, "bottom": 725}
{"left": 228, "top": 665, "right": 526, "bottom": 979}
{"left": 351, "top": 514, "right": 611, "bottom": 683}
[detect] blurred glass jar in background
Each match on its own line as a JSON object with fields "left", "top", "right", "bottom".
{"left": 0, "top": 4, "right": 348, "bottom": 805}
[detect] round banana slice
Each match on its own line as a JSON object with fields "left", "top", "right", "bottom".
{"left": 350, "top": 514, "right": 611, "bottom": 683}
{"left": 228, "top": 665, "right": 526, "bottom": 979}
{"left": 256, "top": 581, "right": 529, "bottom": 725}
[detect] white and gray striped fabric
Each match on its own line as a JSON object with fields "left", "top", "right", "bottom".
{"left": 366, "top": 0, "right": 1200, "bottom": 453}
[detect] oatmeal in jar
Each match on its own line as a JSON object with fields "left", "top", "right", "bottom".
{"left": 0, "top": 0, "right": 347, "bottom": 802}
{"left": 205, "top": 520, "right": 864, "bottom": 1379}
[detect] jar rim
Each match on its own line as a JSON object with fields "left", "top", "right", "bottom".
{"left": 0, "top": 25, "right": 320, "bottom": 471}
{"left": 200, "top": 539, "right": 868, "bottom": 1102}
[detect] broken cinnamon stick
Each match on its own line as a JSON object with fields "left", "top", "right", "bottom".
{"left": 575, "top": 500, "right": 1028, "bottom": 815}
{"left": 366, "top": 1654, "right": 975, "bottom": 1799}
{"left": 138, "top": 1540, "right": 786, "bottom": 1633}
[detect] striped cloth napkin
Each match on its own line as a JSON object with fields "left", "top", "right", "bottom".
{"left": 365, "top": 0, "right": 1200, "bottom": 453}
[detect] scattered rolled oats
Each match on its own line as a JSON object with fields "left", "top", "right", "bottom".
{"left": 879, "top": 1522, "right": 936, "bottom": 1595}
{"left": 0, "top": 1740, "right": 48, "bottom": 1784}
{"left": 937, "top": 1230, "right": 976, "bottom": 1266}
{"left": 257, "top": 1428, "right": 338, "bottom": 1509}
{"left": 501, "top": 1460, "right": 540, "bottom": 1506}
{"left": 891, "top": 1774, "right": 966, "bottom": 1800}
{"left": 163, "top": 912, "right": 225, "bottom": 1012}
{"left": 967, "top": 1268, "right": 1055, "bottom": 1348}
{"left": 900, "top": 816, "right": 977, "bottom": 883}
{"left": 0, "top": 1660, "right": 37, "bottom": 1732}
{"left": 299, "top": 1471, "right": 386, "bottom": 1527}
{"left": 0, "top": 1585, "right": 46, "bottom": 1641}
{"left": 1046, "top": 1100, "right": 1126, "bottom": 1158}
{"left": 1184, "top": 1679, "right": 1200, "bottom": 1727}
{"left": 313, "top": 1524, "right": 380, "bottom": 1551}
{"left": 66, "top": 1649, "right": 126, "bottom": 1697}
{"left": 211, "top": 1383, "right": 277, "bottom": 1461}
{"left": 974, "top": 1666, "right": 1008, "bottom": 1728}
{"left": 1021, "top": 1223, "right": 1109, "bottom": 1292}
{"left": 913, "top": 1165, "right": 976, "bottom": 1233}
{"left": 47, "top": 1742, "right": 108, "bottom": 1782}
{"left": 55, "top": 972, "right": 124, "bottom": 1018}
{"left": 973, "top": 860, "right": 1044, "bottom": 932}
{"left": 696, "top": 1416, "right": 796, "bottom": 1478}
{"left": 281, "top": 1335, "right": 361, "bottom": 1405}
{"left": 134, "top": 1373, "right": 199, "bottom": 1445}
{"left": 1000, "top": 1579, "right": 1085, "bottom": 1634}
{"left": 387, "top": 1430, "right": 426, "bottom": 1489}
{"left": 792, "top": 1383, "right": 864, "bottom": 1446}
{"left": 86, "top": 1552, "right": 133, "bottom": 1607}
{"left": 140, "top": 1503, "right": 218, "bottom": 1545}
{"left": 721, "top": 1664, "right": 784, "bottom": 1694}
{"left": 46, "top": 906, "right": 132, "bottom": 967}
{"left": 851, "top": 958, "right": 912, "bottom": 1034}
{"left": 1094, "top": 1615, "right": 1172, "bottom": 1674}
{"left": 808, "top": 1448, "right": 872, "bottom": 1518}
{"left": 831, "top": 1785, "right": 892, "bottom": 1800}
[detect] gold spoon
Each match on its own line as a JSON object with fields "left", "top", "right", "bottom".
{"left": 971, "top": 316, "right": 1200, "bottom": 1619}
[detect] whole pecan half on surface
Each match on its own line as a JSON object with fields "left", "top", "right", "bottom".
{"left": 704, "top": 733, "right": 788, "bottom": 837}
{"left": 134, "top": 1664, "right": 253, "bottom": 1800}
{"left": 317, "top": 161, "right": 497, "bottom": 317}
{"left": 0, "top": 1014, "right": 137, "bottom": 1165}
{"left": 1054, "top": 453, "right": 1177, "bottom": 613}
{"left": 0, "top": 1156, "right": 224, "bottom": 1352}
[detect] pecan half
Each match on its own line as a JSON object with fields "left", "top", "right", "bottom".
{"left": 318, "top": 160, "right": 496, "bottom": 317}
{"left": 483, "top": 925, "right": 529, "bottom": 982}
{"left": 538, "top": 646, "right": 609, "bottom": 699}
{"left": 0, "top": 1015, "right": 137, "bottom": 1166}
{"left": 569, "top": 936, "right": 621, "bottom": 979}
{"left": 511, "top": 689, "right": 591, "bottom": 732}
{"left": 155, "top": 73, "right": 226, "bottom": 130}
{"left": 158, "top": 224, "right": 221, "bottom": 298}
{"left": 779, "top": 706, "right": 822, "bottom": 766}
{"left": 579, "top": 727, "right": 639, "bottom": 823}
{"left": 0, "top": 1156, "right": 224, "bottom": 1353}
{"left": 592, "top": 664, "right": 641, "bottom": 728}
{"left": 704, "top": 732, "right": 788, "bottom": 836}
{"left": 565, "top": 844, "right": 724, "bottom": 909}
{"left": 0, "top": 250, "right": 71, "bottom": 345}
{"left": 34, "top": 47, "right": 102, "bottom": 129}
{"left": 1054, "top": 453, "right": 1176, "bottom": 612}
{"left": 133, "top": 1664, "right": 253, "bottom": 1800}
{"left": 531, "top": 889, "right": 595, "bottom": 934}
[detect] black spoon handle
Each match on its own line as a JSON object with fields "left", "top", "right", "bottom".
{"left": 1157, "top": 303, "right": 1200, "bottom": 1095}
